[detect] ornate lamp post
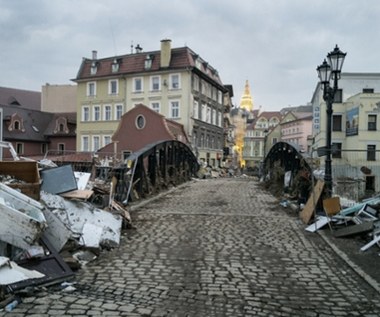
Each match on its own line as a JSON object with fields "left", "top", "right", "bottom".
{"left": 317, "top": 45, "right": 346, "bottom": 197}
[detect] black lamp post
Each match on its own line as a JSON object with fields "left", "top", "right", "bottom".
{"left": 317, "top": 45, "right": 346, "bottom": 197}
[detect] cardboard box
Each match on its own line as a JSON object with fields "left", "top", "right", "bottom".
{"left": 0, "top": 161, "right": 41, "bottom": 201}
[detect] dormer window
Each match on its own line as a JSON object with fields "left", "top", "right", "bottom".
{"left": 54, "top": 117, "right": 69, "bottom": 134}
{"left": 195, "top": 58, "right": 202, "bottom": 70}
{"left": 111, "top": 59, "right": 119, "bottom": 73}
{"left": 14, "top": 120, "right": 20, "bottom": 130}
{"left": 144, "top": 54, "right": 153, "bottom": 70}
{"left": 90, "top": 61, "right": 97, "bottom": 75}
{"left": 8, "top": 114, "right": 25, "bottom": 132}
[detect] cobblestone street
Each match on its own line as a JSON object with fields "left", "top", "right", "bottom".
{"left": 4, "top": 178, "right": 380, "bottom": 316}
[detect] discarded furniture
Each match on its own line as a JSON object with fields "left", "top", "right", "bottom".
{"left": 0, "top": 161, "right": 41, "bottom": 200}
{"left": 0, "top": 183, "right": 46, "bottom": 250}
{"left": 40, "top": 165, "right": 77, "bottom": 194}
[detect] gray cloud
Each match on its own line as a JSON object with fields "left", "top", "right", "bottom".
{"left": 1, "top": 0, "right": 380, "bottom": 110}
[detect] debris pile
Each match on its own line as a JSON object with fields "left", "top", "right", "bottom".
{"left": 262, "top": 169, "right": 380, "bottom": 254}
{"left": 0, "top": 160, "right": 131, "bottom": 308}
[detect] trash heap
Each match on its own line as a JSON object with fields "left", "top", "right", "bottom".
{"left": 0, "top": 160, "right": 131, "bottom": 309}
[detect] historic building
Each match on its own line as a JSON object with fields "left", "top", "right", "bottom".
{"left": 98, "top": 103, "right": 189, "bottom": 157}
{"left": 243, "top": 111, "right": 281, "bottom": 168}
{"left": 0, "top": 86, "right": 76, "bottom": 159}
{"left": 73, "top": 39, "right": 229, "bottom": 167}
{"left": 230, "top": 80, "right": 255, "bottom": 167}
{"left": 280, "top": 111, "right": 312, "bottom": 152}
{"left": 310, "top": 73, "right": 380, "bottom": 199}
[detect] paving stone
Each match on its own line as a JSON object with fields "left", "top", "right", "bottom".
{"left": 7, "top": 178, "right": 380, "bottom": 316}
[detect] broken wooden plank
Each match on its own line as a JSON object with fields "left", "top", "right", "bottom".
{"left": 334, "top": 221, "right": 374, "bottom": 238}
{"left": 300, "top": 180, "right": 325, "bottom": 224}
{"left": 60, "top": 190, "right": 94, "bottom": 200}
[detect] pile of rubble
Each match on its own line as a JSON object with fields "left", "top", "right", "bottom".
{"left": 261, "top": 169, "right": 380, "bottom": 254}
{"left": 0, "top": 160, "right": 131, "bottom": 310}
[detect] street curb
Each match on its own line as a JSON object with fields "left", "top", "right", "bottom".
{"left": 318, "top": 230, "right": 380, "bottom": 294}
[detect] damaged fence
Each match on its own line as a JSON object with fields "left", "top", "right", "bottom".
{"left": 310, "top": 148, "right": 380, "bottom": 202}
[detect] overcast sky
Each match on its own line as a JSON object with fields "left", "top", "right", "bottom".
{"left": 1, "top": 0, "right": 380, "bottom": 111}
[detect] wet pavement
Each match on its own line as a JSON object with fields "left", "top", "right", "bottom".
{"left": 3, "top": 178, "right": 380, "bottom": 316}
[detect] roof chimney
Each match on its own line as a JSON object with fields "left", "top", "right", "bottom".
{"left": 135, "top": 44, "right": 143, "bottom": 53}
{"left": 160, "top": 39, "right": 172, "bottom": 68}
{"left": 92, "top": 50, "right": 97, "bottom": 60}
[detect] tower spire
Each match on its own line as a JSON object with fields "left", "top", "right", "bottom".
{"left": 240, "top": 80, "right": 254, "bottom": 111}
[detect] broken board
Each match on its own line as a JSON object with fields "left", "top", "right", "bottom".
{"left": 305, "top": 216, "right": 330, "bottom": 232}
{"left": 334, "top": 221, "right": 374, "bottom": 238}
{"left": 60, "top": 190, "right": 94, "bottom": 200}
{"left": 300, "top": 180, "right": 325, "bottom": 224}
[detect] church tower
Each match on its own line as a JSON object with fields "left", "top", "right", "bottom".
{"left": 239, "top": 80, "right": 254, "bottom": 111}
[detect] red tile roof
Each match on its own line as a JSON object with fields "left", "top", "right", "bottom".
{"left": 74, "top": 47, "right": 224, "bottom": 87}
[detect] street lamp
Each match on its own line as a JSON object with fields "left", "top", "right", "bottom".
{"left": 317, "top": 45, "right": 346, "bottom": 197}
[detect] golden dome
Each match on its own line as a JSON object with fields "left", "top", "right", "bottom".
{"left": 240, "top": 80, "right": 254, "bottom": 111}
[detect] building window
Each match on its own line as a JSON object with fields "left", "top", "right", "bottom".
{"left": 82, "top": 136, "right": 89, "bottom": 151}
{"left": 58, "top": 143, "right": 65, "bottom": 154}
{"left": 104, "top": 135, "right": 111, "bottom": 146}
{"left": 193, "top": 75, "right": 199, "bottom": 91}
{"left": 93, "top": 136, "right": 100, "bottom": 151}
{"left": 206, "top": 107, "right": 211, "bottom": 123}
{"left": 363, "top": 88, "right": 374, "bottom": 93}
{"left": 170, "top": 101, "right": 180, "bottom": 118}
{"left": 332, "top": 142, "right": 342, "bottom": 158}
{"left": 14, "top": 120, "right": 20, "bottom": 130}
{"left": 332, "top": 115, "right": 342, "bottom": 131}
{"left": 109, "top": 79, "right": 118, "bottom": 95}
{"left": 82, "top": 106, "right": 90, "bottom": 121}
{"left": 136, "top": 115, "right": 146, "bottom": 129}
{"left": 201, "top": 103, "right": 206, "bottom": 121}
{"left": 170, "top": 74, "right": 180, "bottom": 89}
{"left": 151, "top": 102, "right": 160, "bottom": 113}
{"left": 368, "top": 114, "right": 377, "bottom": 131}
{"left": 111, "top": 59, "right": 119, "bottom": 73}
{"left": 115, "top": 104, "right": 123, "bottom": 120}
{"left": 144, "top": 54, "right": 153, "bottom": 70}
{"left": 333, "top": 89, "right": 343, "bottom": 103}
{"left": 193, "top": 101, "right": 199, "bottom": 119}
{"left": 16, "top": 143, "right": 24, "bottom": 155}
{"left": 93, "top": 106, "right": 101, "bottom": 121}
{"left": 151, "top": 76, "right": 161, "bottom": 91}
{"left": 104, "top": 105, "right": 112, "bottom": 121}
{"left": 41, "top": 143, "right": 48, "bottom": 154}
{"left": 133, "top": 78, "right": 143, "bottom": 92}
{"left": 367, "top": 144, "right": 376, "bottom": 161}
{"left": 90, "top": 62, "right": 97, "bottom": 75}
{"left": 218, "top": 90, "right": 223, "bottom": 104}
{"left": 87, "top": 82, "right": 96, "bottom": 97}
